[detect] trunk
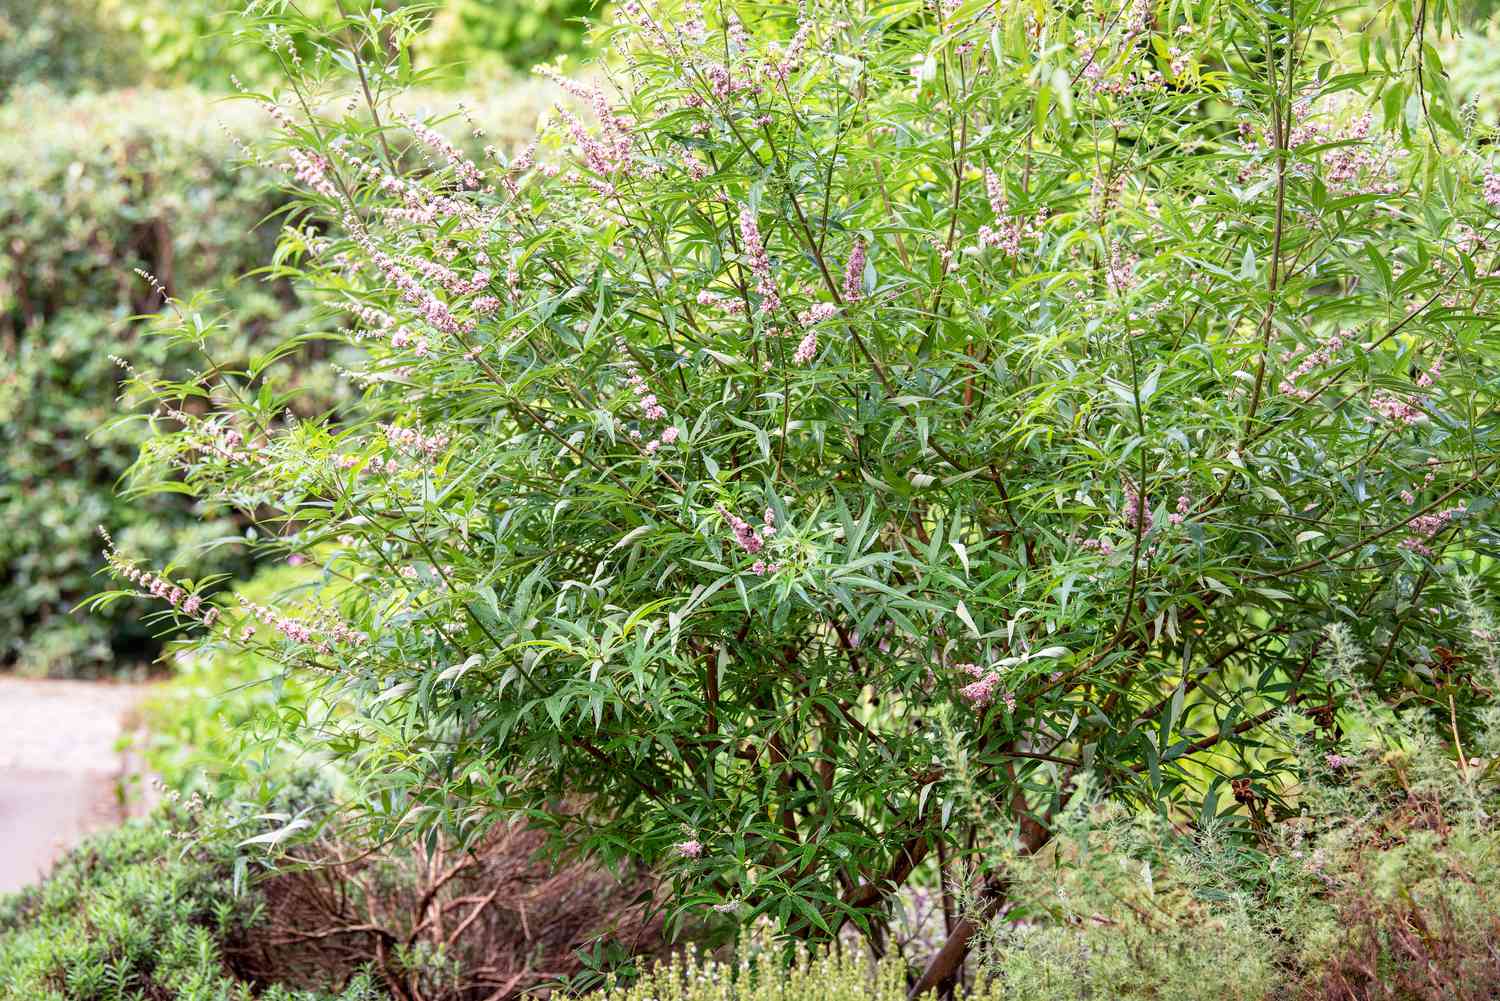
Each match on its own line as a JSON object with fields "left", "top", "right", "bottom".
{"left": 907, "top": 791, "right": 1053, "bottom": 998}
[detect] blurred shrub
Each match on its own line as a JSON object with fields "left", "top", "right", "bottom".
{"left": 1441, "top": 18, "right": 1500, "bottom": 126}
{"left": 0, "top": 809, "right": 387, "bottom": 1001}
{"left": 422, "top": 0, "right": 599, "bottom": 77}
{"left": 0, "top": 80, "right": 556, "bottom": 677}
{"left": 0, "top": 0, "right": 144, "bottom": 99}
{"left": 94, "top": 0, "right": 596, "bottom": 93}
{"left": 0, "top": 88, "right": 311, "bottom": 677}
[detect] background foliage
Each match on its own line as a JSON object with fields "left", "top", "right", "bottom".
{"left": 0, "top": 90, "right": 299, "bottom": 676}
{"left": 0, "top": 77, "right": 555, "bottom": 676}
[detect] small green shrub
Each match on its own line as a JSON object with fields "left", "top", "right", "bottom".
{"left": 0, "top": 811, "right": 386, "bottom": 1001}
{"left": 967, "top": 623, "right": 1500, "bottom": 1000}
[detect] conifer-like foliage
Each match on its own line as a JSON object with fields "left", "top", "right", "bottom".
{"left": 105, "top": 0, "right": 1500, "bottom": 975}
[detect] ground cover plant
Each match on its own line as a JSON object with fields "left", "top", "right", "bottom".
{"left": 0, "top": 810, "right": 385, "bottom": 1001}
{"left": 102, "top": 0, "right": 1500, "bottom": 988}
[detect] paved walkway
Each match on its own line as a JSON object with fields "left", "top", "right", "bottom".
{"left": 0, "top": 678, "right": 151, "bottom": 894}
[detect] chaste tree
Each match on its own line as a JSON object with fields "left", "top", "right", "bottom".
{"left": 104, "top": 0, "right": 1500, "bottom": 986}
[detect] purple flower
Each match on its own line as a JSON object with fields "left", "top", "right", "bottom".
{"left": 719, "top": 506, "right": 765, "bottom": 555}
{"left": 793, "top": 330, "right": 818, "bottom": 365}
{"left": 738, "top": 206, "right": 780, "bottom": 314}
{"left": 842, "top": 240, "right": 866, "bottom": 302}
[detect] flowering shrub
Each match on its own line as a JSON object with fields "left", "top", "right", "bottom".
{"left": 109, "top": 0, "right": 1500, "bottom": 981}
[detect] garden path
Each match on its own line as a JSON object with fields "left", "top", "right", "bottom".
{"left": 0, "top": 678, "right": 152, "bottom": 894}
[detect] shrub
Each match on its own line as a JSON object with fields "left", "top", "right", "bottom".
{"left": 111, "top": 0, "right": 1500, "bottom": 983}
{"left": 2, "top": 82, "right": 555, "bottom": 677}
{"left": 0, "top": 0, "right": 143, "bottom": 100}
{"left": 0, "top": 810, "right": 386, "bottom": 1001}
{"left": 230, "top": 820, "right": 670, "bottom": 999}
{"left": 968, "top": 625, "right": 1500, "bottom": 1000}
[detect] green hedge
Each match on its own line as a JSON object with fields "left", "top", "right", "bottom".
{"left": 0, "top": 88, "right": 321, "bottom": 676}
{"left": 4, "top": 0, "right": 598, "bottom": 99}
{"left": 0, "top": 83, "right": 554, "bottom": 676}
{"left": 0, "top": 0, "right": 143, "bottom": 100}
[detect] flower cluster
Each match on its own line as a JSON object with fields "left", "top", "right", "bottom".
{"left": 1401, "top": 503, "right": 1466, "bottom": 557}
{"left": 1168, "top": 493, "right": 1191, "bottom": 527}
{"left": 286, "top": 148, "right": 340, "bottom": 201}
{"left": 1368, "top": 390, "right": 1422, "bottom": 426}
{"left": 103, "top": 537, "right": 220, "bottom": 628}
{"left": 1105, "top": 242, "right": 1139, "bottom": 295}
{"left": 977, "top": 169, "right": 1045, "bottom": 257}
{"left": 842, "top": 240, "right": 865, "bottom": 302}
{"left": 349, "top": 225, "right": 468, "bottom": 337}
{"left": 1121, "top": 482, "right": 1149, "bottom": 533}
{"left": 957, "top": 662, "right": 1013, "bottom": 711}
{"left": 383, "top": 424, "right": 451, "bottom": 459}
{"left": 696, "top": 289, "right": 747, "bottom": 316}
{"left": 1279, "top": 329, "right": 1349, "bottom": 399}
{"left": 793, "top": 330, "right": 818, "bottom": 365}
{"left": 238, "top": 596, "right": 369, "bottom": 654}
{"left": 738, "top": 206, "right": 780, "bottom": 314}
{"left": 395, "top": 111, "right": 484, "bottom": 190}
{"left": 798, "top": 302, "right": 837, "bottom": 327}
{"left": 719, "top": 505, "right": 767, "bottom": 556}
{"left": 617, "top": 342, "right": 679, "bottom": 454}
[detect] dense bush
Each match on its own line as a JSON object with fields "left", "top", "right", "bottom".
{"left": 0, "top": 811, "right": 385, "bottom": 1001}
{"left": 109, "top": 0, "right": 1500, "bottom": 985}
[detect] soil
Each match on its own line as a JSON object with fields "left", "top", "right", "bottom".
{"left": 0, "top": 677, "right": 152, "bottom": 894}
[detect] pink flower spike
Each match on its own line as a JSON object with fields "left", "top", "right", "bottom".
{"left": 842, "top": 240, "right": 866, "bottom": 302}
